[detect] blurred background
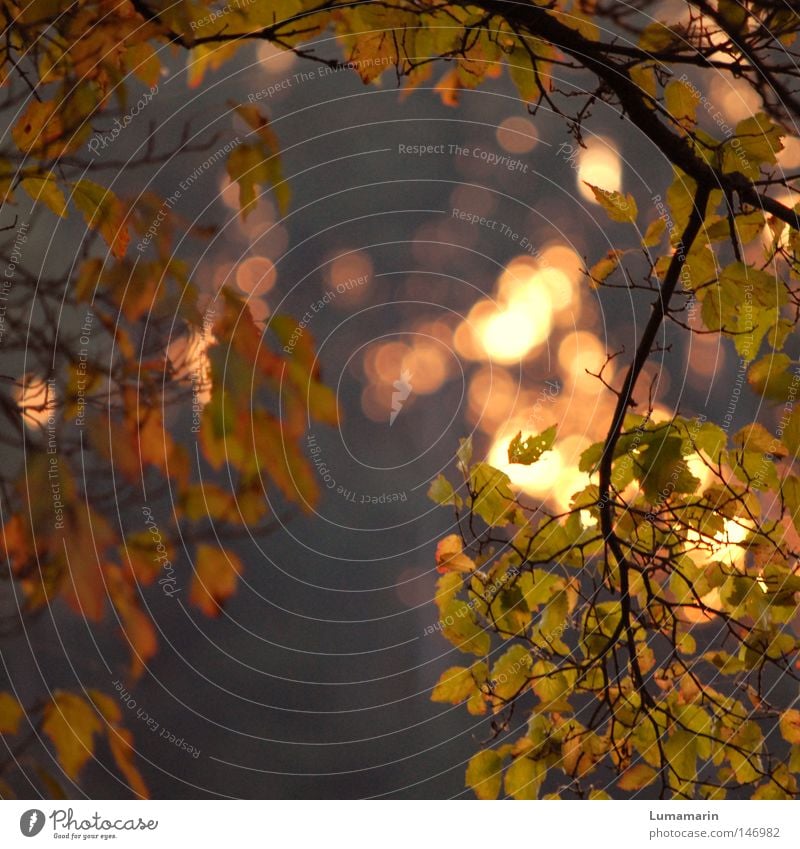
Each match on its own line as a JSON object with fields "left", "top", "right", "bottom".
{"left": 3, "top": 12, "right": 800, "bottom": 798}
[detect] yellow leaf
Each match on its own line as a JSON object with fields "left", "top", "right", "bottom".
{"left": 11, "top": 100, "right": 63, "bottom": 156}
{"left": 780, "top": 709, "right": 800, "bottom": 744}
{"left": 190, "top": 544, "right": 243, "bottom": 616}
{"left": 435, "top": 534, "right": 476, "bottom": 574}
{"left": 42, "top": 691, "right": 102, "bottom": 780}
{"left": 664, "top": 79, "right": 700, "bottom": 125}
{"left": 505, "top": 756, "right": 546, "bottom": 799}
{"left": 432, "top": 665, "right": 482, "bottom": 704}
{"left": 586, "top": 184, "right": 638, "bottom": 223}
{"left": 466, "top": 749, "right": 503, "bottom": 799}
{"left": 618, "top": 763, "right": 658, "bottom": 791}
{"left": 20, "top": 172, "right": 68, "bottom": 217}
{"left": 0, "top": 692, "right": 24, "bottom": 735}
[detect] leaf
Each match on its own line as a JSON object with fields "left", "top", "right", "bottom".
{"left": 465, "top": 749, "right": 503, "bottom": 800}
{"left": 663, "top": 730, "right": 697, "bottom": 795}
{"left": 643, "top": 217, "right": 666, "bottom": 247}
{"left": 107, "top": 727, "right": 149, "bottom": 798}
{"left": 505, "top": 756, "right": 546, "bottom": 800}
{"left": 189, "top": 544, "right": 243, "bottom": 616}
{"left": 783, "top": 407, "right": 800, "bottom": 457}
{"left": 780, "top": 710, "right": 800, "bottom": 744}
{"left": 585, "top": 184, "right": 638, "bottom": 224}
{"left": 428, "top": 474, "right": 462, "bottom": 507}
{"left": 490, "top": 645, "right": 532, "bottom": 701}
{"left": 664, "top": 79, "right": 699, "bottom": 125}
{"left": 12, "top": 99, "right": 64, "bottom": 156}
{"left": 439, "top": 598, "right": 491, "bottom": 657}
{"left": 733, "top": 423, "right": 778, "bottom": 455}
{"left": 434, "top": 534, "right": 475, "bottom": 574}
{"left": 456, "top": 436, "right": 473, "bottom": 471}
{"left": 72, "top": 179, "right": 130, "bottom": 258}
{"left": 618, "top": 763, "right": 658, "bottom": 791}
{"left": 508, "top": 425, "right": 556, "bottom": 465}
{"left": 42, "top": 691, "right": 102, "bottom": 780}
{"left": 0, "top": 693, "right": 23, "bottom": 734}
{"left": 431, "top": 665, "right": 484, "bottom": 704}
{"left": 588, "top": 250, "right": 623, "bottom": 287}
{"left": 469, "top": 462, "right": 515, "bottom": 527}
{"left": 748, "top": 354, "right": 798, "bottom": 402}
{"left": 723, "top": 113, "right": 784, "bottom": 176}
{"left": 20, "top": 171, "right": 68, "bottom": 217}
{"left": 783, "top": 476, "right": 800, "bottom": 535}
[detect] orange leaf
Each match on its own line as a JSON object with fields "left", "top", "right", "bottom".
{"left": 0, "top": 692, "right": 24, "bottom": 734}
{"left": 108, "top": 727, "right": 149, "bottom": 798}
{"left": 42, "top": 691, "right": 102, "bottom": 780}
{"left": 72, "top": 179, "right": 130, "bottom": 259}
{"left": 190, "top": 544, "right": 242, "bottom": 616}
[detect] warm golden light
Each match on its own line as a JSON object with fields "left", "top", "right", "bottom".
{"left": 557, "top": 331, "right": 607, "bottom": 392}
{"left": 15, "top": 374, "right": 53, "bottom": 430}
{"left": 480, "top": 307, "right": 543, "bottom": 363}
{"left": 167, "top": 328, "right": 215, "bottom": 407}
{"left": 256, "top": 41, "right": 297, "bottom": 74}
{"left": 577, "top": 137, "right": 622, "bottom": 202}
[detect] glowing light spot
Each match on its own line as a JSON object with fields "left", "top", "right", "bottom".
{"left": 496, "top": 116, "right": 537, "bottom": 154}
{"left": 778, "top": 136, "right": 800, "bottom": 169}
{"left": 256, "top": 41, "right": 296, "bottom": 74}
{"left": 469, "top": 367, "right": 517, "bottom": 431}
{"left": 686, "top": 453, "right": 712, "bottom": 489}
{"left": 709, "top": 75, "right": 761, "bottom": 123}
{"left": 577, "top": 137, "right": 622, "bottom": 202}
{"left": 236, "top": 256, "right": 277, "bottom": 295}
{"left": 325, "top": 251, "right": 373, "bottom": 308}
{"left": 481, "top": 308, "right": 542, "bottom": 364}
{"left": 218, "top": 176, "right": 240, "bottom": 210}
{"left": 558, "top": 331, "right": 607, "bottom": 392}
{"left": 15, "top": 375, "right": 53, "bottom": 430}
{"left": 402, "top": 342, "right": 448, "bottom": 394}
{"left": 167, "top": 328, "right": 215, "bottom": 407}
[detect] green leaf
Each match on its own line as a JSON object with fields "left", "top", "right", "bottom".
{"left": 508, "top": 425, "right": 556, "bottom": 465}
{"left": 456, "top": 436, "right": 473, "bottom": 472}
{"left": 466, "top": 749, "right": 503, "bottom": 800}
